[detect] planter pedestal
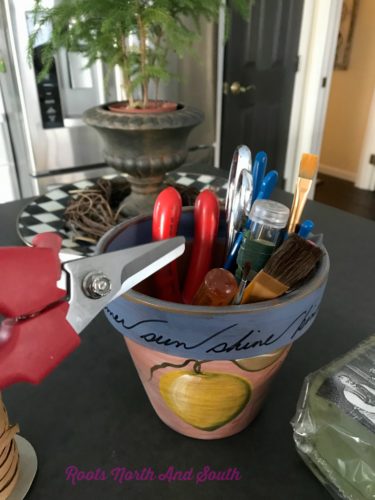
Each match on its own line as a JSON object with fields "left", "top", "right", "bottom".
{"left": 119, "top": 174, "right": 165, "bottom": 215}
{"left": 84, "top": 102, "right": 204, "bottom": 216}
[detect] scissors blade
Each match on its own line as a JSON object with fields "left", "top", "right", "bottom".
{"left": 57, "top": 253, "right": 83, "bottom": 291}
{"left": 225, "top": 145, "right": 252, "bottom": 221}
{"left": 63, "top": 237, "right": 185, "bottom": 334}
{"left": 226, "top": 168, "right": 253, "bottom": 253}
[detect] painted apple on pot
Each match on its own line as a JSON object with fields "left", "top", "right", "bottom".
{"left": 158, "top": 361, "right": 251, "bottom": 431}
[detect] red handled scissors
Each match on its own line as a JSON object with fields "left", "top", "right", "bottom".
{"left": 0, "top": 233, "right": 185, "bottom": 390}
{"left": 152, "top": 187, "right": 183, "bottom": 302}
{"left": 151, "top": 187, "right": 220, "bottom": 305}
{"left": 182, "top": 190, "right": 220, "bottom": 304}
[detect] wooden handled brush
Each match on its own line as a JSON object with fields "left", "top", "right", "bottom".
{"left": 241, "top": 234, "right": 323, "bottom": 304}
{"left": 288, "top": 154, "right": 318, "bottom": 233}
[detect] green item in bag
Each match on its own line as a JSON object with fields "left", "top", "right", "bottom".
{"left": 292, "top": 335, "right": 375, "bottom": 499}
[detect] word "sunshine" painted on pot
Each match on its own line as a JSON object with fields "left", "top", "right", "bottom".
{"left": 105, "top": 284, "right": 325, "bottom": 360}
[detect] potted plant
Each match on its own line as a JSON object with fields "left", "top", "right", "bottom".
{"left": 29, "top": 0, "right": 251, "bottom": 215}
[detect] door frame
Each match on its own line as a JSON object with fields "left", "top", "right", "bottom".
{"left": 356, "top": 88, "right": 375, "bottom": 190}
{"left": 214, "top": 5, "right": 226, "bottom": 169}
{"left": 284, "top": 0, "right": 343, "bottom": 195}
{"left": 0, "top": 83, "right": 21, "bottom": 201}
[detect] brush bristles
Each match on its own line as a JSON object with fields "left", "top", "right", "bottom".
{"left": 299, "top": 153, "right": 318, "bottom": 180}
{"left": 264, "top": 234, "right": 323, "bottom": 288}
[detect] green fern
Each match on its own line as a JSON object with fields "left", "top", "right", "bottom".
{"left": 29, "top": 0, "right": 254, "bottom": 108}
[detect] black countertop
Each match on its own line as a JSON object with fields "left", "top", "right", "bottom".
{"left": 1, "top": 183, "right": 375, "bottom": 500}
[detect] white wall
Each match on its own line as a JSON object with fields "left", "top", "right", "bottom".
{"left": 284, "top": 0, "right": 343, "bottom": 194}
{"left": 320, "top": 0, "right": 375, "bottom": 183}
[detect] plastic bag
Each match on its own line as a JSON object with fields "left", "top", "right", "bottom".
{"left": 292, "top": 335, "right": 375, "bottom": 499}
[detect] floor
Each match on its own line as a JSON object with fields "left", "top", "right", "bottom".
{"left": 314, "top": 173, "right": 375, "bottom": 221}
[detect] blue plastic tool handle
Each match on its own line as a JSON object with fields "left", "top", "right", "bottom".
{"left": 224, "top": 231, "right": 243, "bottom": 270}
{"left": 245, "top": 170, "right": 279, "bottom": 230}
{"left": 251, "top": 151, "right": 268, "bottom": 204}
{"left": 257, "top": 170, "right": 278, "bottom": 200}
{"left": 298, "top": 220, "right": 314, "bottom": 239}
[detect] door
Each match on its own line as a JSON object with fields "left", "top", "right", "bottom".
{"left": 220, "top": 0, "right": 304, "bottom": 182}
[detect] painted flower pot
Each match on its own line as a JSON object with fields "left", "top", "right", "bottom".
{"left": 97, "top": 210, "right": 329, "bottom": 439}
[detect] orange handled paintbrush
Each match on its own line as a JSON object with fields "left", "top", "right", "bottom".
{"left": 288, "top": 154, "right": 319, "bottom": 234}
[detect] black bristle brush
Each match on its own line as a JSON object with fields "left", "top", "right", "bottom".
{"left": 241, "top": 234, "right": 323, "bottom": 303}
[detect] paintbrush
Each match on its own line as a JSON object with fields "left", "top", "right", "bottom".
{"left": 232, "top": 261, "right": 251, "bottom": 305}
{"left": 241, "top": 234, "right": 323, "bottom": 304}
{"left": 287, "top": 154, "right": 318, "bottom": 233}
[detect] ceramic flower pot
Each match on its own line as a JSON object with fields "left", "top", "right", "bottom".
{"left": 83, "top": 103, "right": 203, "bottom": 217}
{"left": 97, "top": 210, "right": 329, "bottom": 439}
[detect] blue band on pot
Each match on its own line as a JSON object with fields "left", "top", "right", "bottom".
{"left": 104, "top": 280, "right": 327, "bottom": 360}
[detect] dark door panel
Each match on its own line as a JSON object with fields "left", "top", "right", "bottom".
{"left": 221, "top": 0, "right": 304, "bottom": 182}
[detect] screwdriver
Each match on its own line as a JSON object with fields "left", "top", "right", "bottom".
{"left": 192, "top": 268, "right": 238, "bottom": 306}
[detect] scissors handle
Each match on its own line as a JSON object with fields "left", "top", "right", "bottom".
{"left": 182, "top": 190, "right": 220, "bottom": 304}
{"left": 0, "top": 233, "right": 80, "bottom": 390}
{"left": 0, "top": 302, "right": 80, "bottom": 390}
{"left": 0, "top": 234, "right": 65, "bottom": 318}
{"left": 152, "top": 187, "right": 182, "bottom": 302}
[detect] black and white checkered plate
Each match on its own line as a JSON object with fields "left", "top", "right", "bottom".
{"left": 17, "top": 172, "right": 228, "bottom": 256}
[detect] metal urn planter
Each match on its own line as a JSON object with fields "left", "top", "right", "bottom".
{"left": 83, "top": 103, "right": 204, "bottom": 216}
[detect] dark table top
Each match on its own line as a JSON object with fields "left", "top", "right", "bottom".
{"left": 1, "top": 181, "right": 375, "bottom": 500}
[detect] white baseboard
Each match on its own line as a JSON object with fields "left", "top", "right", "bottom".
{"left": 319, "top": 163, "right": 356, "bottom": 182}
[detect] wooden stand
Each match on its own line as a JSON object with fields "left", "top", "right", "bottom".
{"left": 0, "top": 397, "right": 19, "bottom": 499}
{"left": 0, "top": 397, "right": 37, "bottom": 500}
